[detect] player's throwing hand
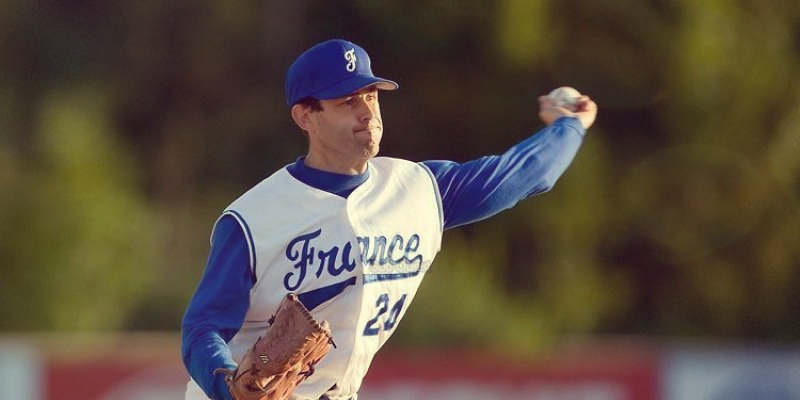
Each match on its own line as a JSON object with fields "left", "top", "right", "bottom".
{"left": 538, "top": 90, "right": 598, "bottom": 130}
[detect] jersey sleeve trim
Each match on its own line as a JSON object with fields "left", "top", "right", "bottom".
{"left": 418, "top": 161, "right": 445, "bottom": 233}
{"left": 219, "top": 209, "right": 257, "bottom": 279}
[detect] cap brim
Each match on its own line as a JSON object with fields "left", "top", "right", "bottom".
{"left": 311, "top": 75, "right": 398, "bottom": 100}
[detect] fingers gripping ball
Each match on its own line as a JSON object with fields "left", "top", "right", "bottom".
{"left": 547, "top": 86, "right": 582, "bottom": 111}
{"left": 215, "top": 293, "right": 335, "bottom": 400}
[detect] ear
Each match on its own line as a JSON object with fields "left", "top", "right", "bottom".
{"left": 291, "top": 104, "right": 315, "bottom": 132}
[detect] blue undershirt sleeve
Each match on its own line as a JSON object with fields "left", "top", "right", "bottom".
{"left": 181, "top": 215, "right": 254, "bottom": 400}
{"left": 423, "top": 116, "right": 585, "bottom": 229}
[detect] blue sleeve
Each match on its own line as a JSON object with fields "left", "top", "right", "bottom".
{"left": 423, "top": 116, "right": 585, "bottom": 229}
{"left": 181, "top": 215, "right": 254, "bottom": 400}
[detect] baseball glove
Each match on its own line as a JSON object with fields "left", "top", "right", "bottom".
{"left": 215, "top": 293, "right": 335, "bottom": 400}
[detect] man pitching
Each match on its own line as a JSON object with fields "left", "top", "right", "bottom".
{"left": 181, "top": 38, "right": 597, "bottom": 400}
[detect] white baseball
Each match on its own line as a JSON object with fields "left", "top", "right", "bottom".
{"left": 547, "top": 86, "right": 582, "bottom": 110}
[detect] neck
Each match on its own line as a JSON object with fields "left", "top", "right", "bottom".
{"left": 304, "top": 153, "right": 369, "bottom": 175}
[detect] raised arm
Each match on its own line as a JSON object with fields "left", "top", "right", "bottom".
{"left": 424, "top": 116, "right": 584, "bottom": 229}
{"left": 424, "top": 93, "right": 598, "bottom": 229}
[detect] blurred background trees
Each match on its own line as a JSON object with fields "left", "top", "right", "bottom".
{"left": 1, "top": 0, "right": 798, "bottom": 353}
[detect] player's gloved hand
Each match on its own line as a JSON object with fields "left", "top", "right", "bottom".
{"left": 538, "top": 94, "right": 598, "bottom": 130}
{"left": 214, "top": 293, "right": 335, "bottom": 400}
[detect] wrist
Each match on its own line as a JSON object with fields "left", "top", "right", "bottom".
{"left": 213, "top": 369, "right": 235, "bottom": 400}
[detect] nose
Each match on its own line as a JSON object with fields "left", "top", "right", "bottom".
{"left": 354, "top": 96, "right": 376, "bottom": 122}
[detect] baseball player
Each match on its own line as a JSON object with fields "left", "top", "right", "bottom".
{"left": 181, "top": 38, "right": 597, "bottom": 400}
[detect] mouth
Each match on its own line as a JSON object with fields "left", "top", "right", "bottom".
{"left": 354, "top": 126, "right": 380, "bottom": 135}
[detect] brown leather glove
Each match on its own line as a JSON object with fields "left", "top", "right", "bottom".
{"left": 216, "top": 293, "right": 335, "bottom": 400}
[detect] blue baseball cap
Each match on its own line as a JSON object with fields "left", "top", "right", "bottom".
{"left": 285, "top": 39, "right": 399, "bottom": 106}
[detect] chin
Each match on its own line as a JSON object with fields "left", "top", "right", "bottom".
{"left": 363, "top": 144, "right": 380, "bottom": 158}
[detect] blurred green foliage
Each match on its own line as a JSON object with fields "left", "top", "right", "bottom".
{"left": 1, "top": 0, "right": 799, "bottom": 352}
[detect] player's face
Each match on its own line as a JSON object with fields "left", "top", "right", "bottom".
{"left": 303, "top": 87, "right": 383, "bottom": 174}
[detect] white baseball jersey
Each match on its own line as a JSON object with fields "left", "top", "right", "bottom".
{"left": 185, "top": 157, "right": 443, "bottom": 399}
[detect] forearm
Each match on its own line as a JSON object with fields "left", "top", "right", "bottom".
{"left": 182, "top": 325, "right": 237, "bottom": 400}
{"left": 510, "top": 116, "right": 585, "bottom": 198}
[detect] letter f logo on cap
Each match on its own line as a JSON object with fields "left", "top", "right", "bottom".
{"left": 344, "top": 48, "right": 357, "bottom": 72}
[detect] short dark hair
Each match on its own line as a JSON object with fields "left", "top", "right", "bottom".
{"left": 296, "top": 97, "right": 323, "bottom": 112}
{"left": 293, "top": 97, "right": 323, "bottom": 137}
